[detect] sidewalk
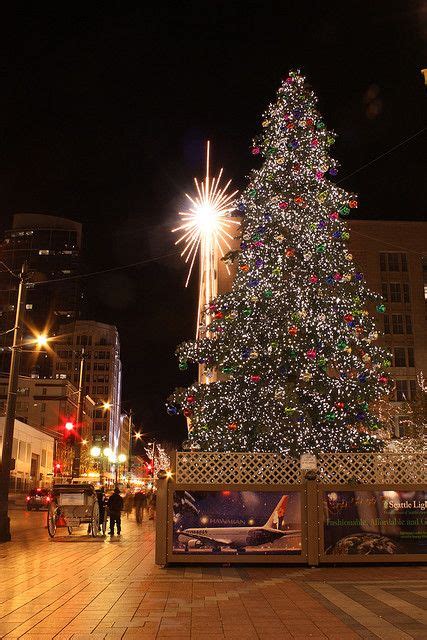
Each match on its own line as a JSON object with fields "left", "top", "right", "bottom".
{"left": 1, "top": 510, "right": 426, "bottom": 639}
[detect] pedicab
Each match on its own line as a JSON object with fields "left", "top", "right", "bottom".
{"left": 47, "top": 483, "right": 107, "bottom": 538}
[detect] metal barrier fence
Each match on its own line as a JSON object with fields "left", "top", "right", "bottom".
{"left": 156, "top": 452, "right": 427, "bottom": 566}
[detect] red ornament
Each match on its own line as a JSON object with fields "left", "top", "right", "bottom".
{"left": 288, "top": 326, "right": 298, "bottom": 336}
{"left": 183, "top": 408, "right": 193, "bottom": 418}
{"left": 344, "top": 314, "right": 354, "bottom": 323}
{"left": 285, "top": 248, "right": 295, "bottom": 258}
{"left": 215, "top": 311, "right": 223, "bottom": 319}
{"left": 228, "top": 422, "right": 238, "bottom": 431}
{"left": 279, "top": 201, "right": 288, "bottom": 209}
{"left": 311, "top": 138, "right": 319, "bottom": 147}
{"left": 349, "top": 199, "right": 358, "bottom": 208}
{"left": 306, "top": 118, "right": 314, "bottom": 126}
{"left": 250, "top": 374, "right": 261, "bottom": 383}
{"left": 378, "top": 375, "right": 388, "bottom": 384}
{"left": 251, "top": 146, "right": 260, "bottom": 155}
{"left": 306, "top": 349, "right": 316, "bottom": 359}
{"left": 286, "top": 122, "right": 295, "bottom": 130}
{"left": 293, "top": 163, "right": 301, "bottom": 172}
{"left": 187, "top": 395, "right": 195, "bottom": 404}
{"left": 240, "top": 264, "right": 249, "bottom": 272}
{"left": 329, "top": 212, "right": 339, "bottom": 220}
{"left": 294, "top": 196, "right": 304, "bottom": 205}
{"left": 335, "top": 402, "right": 345, "bottom": 410}
{"left": 309, "top": 274, "right": 318, "bottom": 284}
{"left": 333, "top": 272, "right": 342, "bottom": 281}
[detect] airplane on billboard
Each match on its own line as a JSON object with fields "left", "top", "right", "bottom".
{"left": 178, "top": 495, "right": 300, "bottom": 552}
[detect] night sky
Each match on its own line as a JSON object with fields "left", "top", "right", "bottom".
{"left": 0, "top": 3, "right": 425, "bottom": 446}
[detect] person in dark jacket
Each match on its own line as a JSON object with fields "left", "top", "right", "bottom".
{"left": 107, "top": 487, "right": 124, "bottom": 535}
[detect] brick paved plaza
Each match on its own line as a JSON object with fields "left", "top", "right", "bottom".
{"left": 1, "top": 507, "right": 426, "bottom": 639}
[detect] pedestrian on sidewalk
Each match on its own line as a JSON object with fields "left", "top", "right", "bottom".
{"left": 123, "top": 490, "right": 134, "bottom": 519}
{"left": 134, "top": 489, "right": 146, "bottom": 524}
{"left": 107, "top": 487, "right": 124, "bottom": 535}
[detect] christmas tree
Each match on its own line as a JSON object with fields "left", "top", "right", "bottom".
{"left": 167, "top": 70, "right": 392, "bottom": 456}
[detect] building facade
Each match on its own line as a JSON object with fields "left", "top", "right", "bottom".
{"left": 0, "top": 213, "right": 83, "bottom": 376}
{"left": 0, "top": 417, "right": 54, "bottom": 491}
{"left": 51, "top": 320, "right": 122, "bottom": 451}
{"left": 349, "top": 221, "right": 427, "bottom": 429}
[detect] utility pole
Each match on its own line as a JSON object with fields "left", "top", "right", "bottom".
{"left": 0, "top": 263, "right": 27, "bottom": 542}
{"left": 72, "top": 348, "right": 85, "bottom": 479}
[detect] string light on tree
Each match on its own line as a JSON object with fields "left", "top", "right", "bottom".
{"left": 167, "top": 70, "right": 392, "bottom": 456}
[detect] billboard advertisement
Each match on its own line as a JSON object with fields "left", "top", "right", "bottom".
{"left": 323, "top": 489, "right": 427, "bottom": 555}
{"left": 173, "top": 490, "right": 301, "bottom": 555}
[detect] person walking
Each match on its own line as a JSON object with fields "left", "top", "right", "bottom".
{"left": 123, "top": 490, "right": 134, "bottom": 519}
{"left": 134, "top": 489, "right": 145, "bottom": 524}
{"left": 107, "top": 487, "right": 124, "bottom": 535}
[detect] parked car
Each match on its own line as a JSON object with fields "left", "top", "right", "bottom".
{"left": 26, "top": 488, "right": 52, "bottom": 510}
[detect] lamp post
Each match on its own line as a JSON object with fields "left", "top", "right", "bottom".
{"left": 71, "top": 348, "right": 85, "bottom": 479}
{"left": 0, "top": 263, "right": 27, "bottom": 542}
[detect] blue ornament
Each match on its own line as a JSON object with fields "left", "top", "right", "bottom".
{"left": 318, "top": 220, "right": 326, "bottom": 229}
{"left": 240, "top": 241, "right": 248, "bottom": 250}
{"left": 293, "top": 109, "right": 303, "bottom": 119}
{"left": 278, "top": 365, "right": 288, "bottom": 377}
{"left": 241, "top": 348, "right": 250, "bottom": 359}
{"left": 255, "top": 258, "right": 263, "bottom": 268}
{"left": 257, "top": 226, "right": 267, "bottom": 233}
{"left": 263, "top": 214, "right": 272, "bottom": 222}
{"left": 356, "top": 412, "right": 366, "bottom": 421}
{"left": 326, "top": 276, "right": 334, "bottom": 285}
{"left": 237, "top": 203, "right": 246, "bottom": 212}
{"left": 347, "top": 320, "right": 356, "bottom": 328}
{"left": 290, "top": 139, "right": 299, "bottom": 149}
{"left": 333, "top": 231, "right": 342, "bottom": 239}
{"left": 248, "top": 278, "right": 259, "bottom": 287}
{"left": 355, "top": 272, "right": 363, "bottom": 281}
{"left": 329, "top": 167, "right": 338, "bottom": 176}
{"left": 358, "top": 373, "right": 367, "bottom": 383}
{"left": 167, "top": 405, "right": 179, "bottom": 416}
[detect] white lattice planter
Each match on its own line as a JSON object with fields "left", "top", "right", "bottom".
{"left": 175, "top": 451, "right": 427, "bottom": 485}
{"left": 175, "top": 451, "right": 302, "bottom": 485}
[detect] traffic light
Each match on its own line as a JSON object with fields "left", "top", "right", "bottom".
{"left": 65, "top": 421, "right": 74, "bottom": 432}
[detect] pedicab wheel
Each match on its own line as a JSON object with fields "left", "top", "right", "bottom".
{"left": 47, "top": 504, "right": 58, "bottom": 538}
{"left": 91, "top": 501, "right": 100, "bottom": 537}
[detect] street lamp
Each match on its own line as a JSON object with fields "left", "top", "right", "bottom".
{"left": 0, "top": 263, "right": 27, "bottom": 541}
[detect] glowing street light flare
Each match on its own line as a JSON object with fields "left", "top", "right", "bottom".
{"left": 172, "top": 141, "right": 239, "bottom": 341}
{"left": 133, "top": 431, "right": 142, "bottom": 440}
{"left": 65, "top": 421, "right": 74, "bottom": 431}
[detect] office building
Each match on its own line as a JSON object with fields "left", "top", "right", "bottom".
{"left": 51, "top": 320, "right": 122, "bottom": 450}
{"left": 0, "top": 213, "right": 83, "bottom": 376}
{"left": 349, "top": 221, "right": 427, "bottom": 433}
